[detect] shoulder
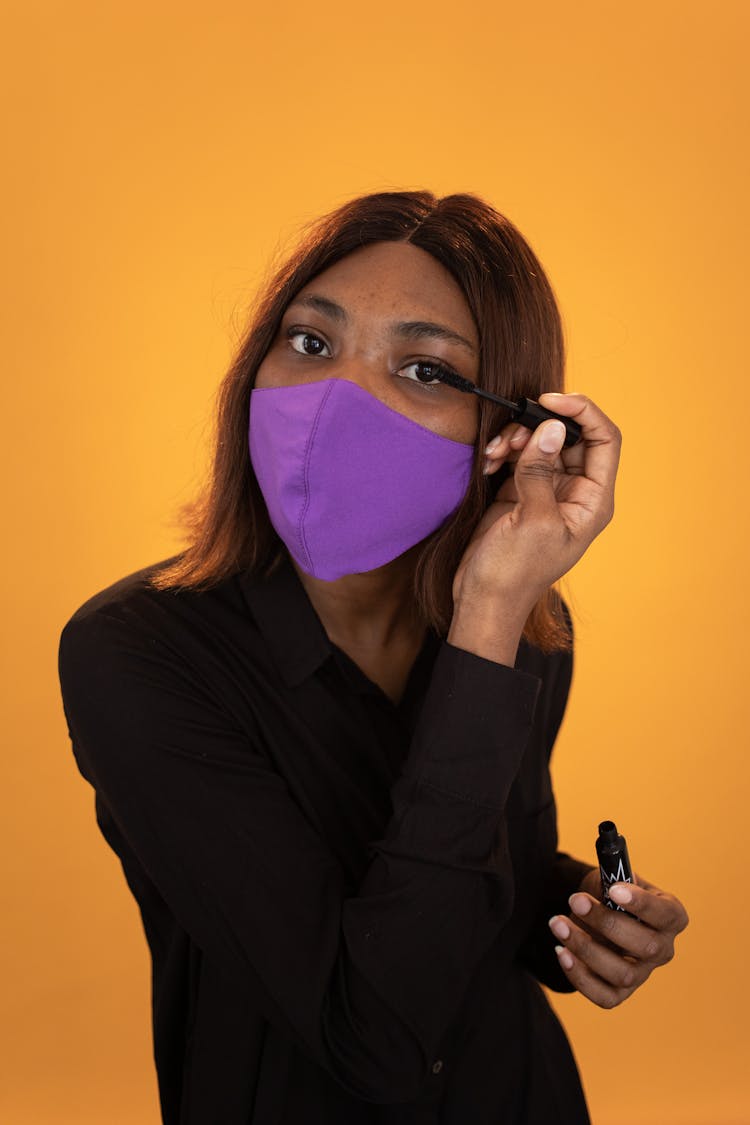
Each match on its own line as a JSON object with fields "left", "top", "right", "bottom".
{"left": 57, "top": 557, "right": 288, "bottom": 721}
{"left": 59, "top": 552, "right": 258, "bottom": 633}
{"left": 58, "top": 556, "right": 180, "bottom": 702}
{"left": 61, "top": 554, "right": 180, "bottom": 628}
{"left": 58, "top": 556, "right": 275, "bottom": 741}
{"left": 59, "top": 554, "right": 182, "bottom": 661}
{"left": 58, "top": 554, "right": 255, "bottom": 676}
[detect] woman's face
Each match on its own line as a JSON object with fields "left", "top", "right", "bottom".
{"left": 254, "top": 241, "right": 481, "bottom": 445}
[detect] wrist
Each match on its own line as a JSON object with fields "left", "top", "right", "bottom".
{"left": 447, "top": 595, "right": 533, "bottom": 668}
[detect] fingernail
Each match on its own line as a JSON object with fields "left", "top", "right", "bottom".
{"left": 548, "top": 915, "right": 570, "bottom": 940}
{"left": 538, "top": 420, "right": 566, "bottom": 453}
{"left": 568, "top": 894, "right": 592, "bottom": 916}
{"left": 555, "top": 945, "right": 574, "bottom": 970}
{"left": 510, "top": 428, "right": 528, "bottom": 445}
{"left": 609, "top": 884, "right": 633, "bottom": 904}
{"left": 484, "top": 435, "right": 503, "bottom": 454}
{"left": 482, "top": 459, "right": 492, "bottom": 475}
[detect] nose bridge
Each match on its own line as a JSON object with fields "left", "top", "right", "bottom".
{"left": 328, "top": 336, "right": 393, "bottom": 403}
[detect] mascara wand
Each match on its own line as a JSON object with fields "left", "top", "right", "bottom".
{"left": 431, "top": 368, "right": 582, "bottom": 448}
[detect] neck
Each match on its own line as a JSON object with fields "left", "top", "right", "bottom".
{"left": 290, "top": 545, "right": 424, "bottom": 653}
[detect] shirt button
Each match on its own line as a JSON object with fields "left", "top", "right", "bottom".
{"left": 431, "top": 1060, "right": 443, "bottom": 1074}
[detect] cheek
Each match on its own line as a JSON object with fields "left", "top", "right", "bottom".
{"left": 253, "top": 354, "right": 286, "bottom": 389}
{"left": 254, "top": 346, "right": 327, "bottom": 390}
{"left": 447, "top": 396, "right": 479, "bottom": 445}
{"left": 253, "top": 359, "right": 271, "bottom": 389}
{"left": 393, "top": 395, "right": 478, "bottom": 446}
{"left": 403, "top": 396, "right": 478, "bottom": 446}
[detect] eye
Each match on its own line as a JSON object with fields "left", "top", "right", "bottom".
{"left": 397, "top": 360, "right": 454, "bottom": 387}
{"left": 286, "top": 328, "right": 331, "bottom": 357}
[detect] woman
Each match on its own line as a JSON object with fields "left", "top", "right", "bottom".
{"left": 58, "top": 191, "right": 688, "bottom": 1124}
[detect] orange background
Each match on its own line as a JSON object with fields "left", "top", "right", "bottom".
{"left": 3, "top": 2, "right": 748, "bottom": 1122}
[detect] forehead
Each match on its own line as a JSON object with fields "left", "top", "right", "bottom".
{"left": 293, "top": 241, "right": 478, "bottom": 344}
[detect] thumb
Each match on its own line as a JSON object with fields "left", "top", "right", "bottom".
{"left": 512, "top": 419, "right": 566, "bottom": 512}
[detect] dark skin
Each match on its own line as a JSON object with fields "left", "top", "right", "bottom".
{"left": 254, "top": 239, "right": 689, "bottom": 1009}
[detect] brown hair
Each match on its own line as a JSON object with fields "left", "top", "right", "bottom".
{"left": 148, "top": 190, "right": 572, "bottom": 652}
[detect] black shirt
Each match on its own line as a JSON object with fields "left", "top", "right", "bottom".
{"left": 57, "top": 553, "right": 595, "bottom": 1124}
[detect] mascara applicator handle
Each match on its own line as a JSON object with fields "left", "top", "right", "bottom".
{"left": 513, "top": 398, "right": 582, "bottom": 448}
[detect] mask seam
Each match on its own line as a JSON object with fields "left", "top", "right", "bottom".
{"left": 297, "top": 379, "right": 335, "bottom": 572}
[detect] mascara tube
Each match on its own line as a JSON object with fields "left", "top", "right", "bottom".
{"left": 596, "top": 820, "right": 636, "bottom": 915}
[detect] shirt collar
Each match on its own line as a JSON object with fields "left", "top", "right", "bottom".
{"left": 239, "top": 553, "right": 335, "bottom": 687}
{"left": 239, "top": 552, "right": 444, "bottom": 700}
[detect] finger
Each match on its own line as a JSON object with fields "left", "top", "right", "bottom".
{"left": 482, "top": 423, "right": 530, "bottom": 475}
{"left": 568, "top": 893, "right": 677, "bottom": 963}
{"left": 482, "top": 449, "right": 517, "bottom": 475}
{"left": 549, "top": 914, "right": 650, "bottom": 990}
{"left": 538, "top": 392, "right": 622, "bottom": 496}
{"left": 607, "top": 883, "right": 689, "bottom": 935}
{"left": 511, "top": 418, "right": 568, "bottom": 514}
{"left": 573, "top": 914, "right": 623, "bottom": 954}
{"left": 484, "top": 423, "right": 529, "bottom": 459}
{"left": 509, "top": 424, "right": 532, "bottom": 450}
{"left": 482, "top": 446, "right": 524, "bottom": 477}
{"left": 553, "top": 944, "right": 633, "bottom": 1010}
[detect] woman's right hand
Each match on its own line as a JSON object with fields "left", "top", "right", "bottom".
{"left": 448, "top": 393, "right": 621, "bottom": 660}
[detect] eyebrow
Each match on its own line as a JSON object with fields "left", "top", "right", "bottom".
{"left": 286, "top": 294, "right": 478, "bottom": 356}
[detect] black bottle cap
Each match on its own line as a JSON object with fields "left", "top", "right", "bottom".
{"left": 513, "top": 397, "right": 582, "bottom": 448}
{"left": 598, "top": 820, "right": 619, "bottom": 844}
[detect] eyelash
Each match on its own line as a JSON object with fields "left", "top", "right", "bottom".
{"left": 283, "top": 327, "right": 460, "bottom": 389}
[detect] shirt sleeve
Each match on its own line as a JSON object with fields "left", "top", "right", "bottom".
{"left": 515, "top": 609, "right": 597, "bottom": 992}
{"left": 58, "top": 608, "right": 541, "bottom": 1104}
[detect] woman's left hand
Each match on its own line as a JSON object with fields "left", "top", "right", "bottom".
{"left": 548, "top": 869, "right": 689, "bottom": 1008}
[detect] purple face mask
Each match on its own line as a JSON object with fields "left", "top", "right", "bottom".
{"left": 248, "top": 377, "right": 475, "bottom": 581}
